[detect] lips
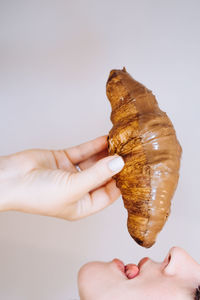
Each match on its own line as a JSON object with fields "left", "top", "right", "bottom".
{"left": 112, "top": 259, "right": 139, "bottom": 279}
{"left": 112, "top": 259, "right": 125, "bottom": 274}
{"left": 113, "top": 255, "right": 150, "bottom": 280}
{"left": 138, "top": 257, "right": 149, "bottom": 270}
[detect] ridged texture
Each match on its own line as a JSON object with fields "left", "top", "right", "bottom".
{"left": 106, "top": 68, "right": 182, "bottom": 248}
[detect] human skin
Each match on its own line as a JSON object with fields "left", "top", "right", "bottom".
{"left": 78, "top": 247, "right": 200, "bottom": 300}
{"left": 0, "top": 136, "right": 124, "bottom": 220}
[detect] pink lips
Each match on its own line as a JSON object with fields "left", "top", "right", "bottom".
{"left": 138, "top": 257, "right": 149, "bottom": 270}
{"left": 112, "top": 259, "right": 125, "bottom": 274}
{"left": 112, "top": 259, "right": 139, "bottom": 279}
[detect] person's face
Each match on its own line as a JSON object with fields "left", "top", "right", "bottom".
{"left": 78, "top": 247, "right": 200, "bottom": 300}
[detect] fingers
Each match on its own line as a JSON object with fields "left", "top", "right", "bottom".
{"left": 65, "top": 136, "right": 108, "bottom": 164}
{"left": 78, "top": 148, "right": 108, "bottom": 170}
{"left": 69, "top": 155, "right": 124, "bottom": 200}
{"left": 70, "top": 179, "right": 121, "bottom": 220}
{"left": 49, "top": 149, "right": 77, "bottom": 173}
{"left": 89, "top": 179, "right": 121, "bottom": 211}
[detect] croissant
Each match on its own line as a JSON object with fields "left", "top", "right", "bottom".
{"left": 106, "top": 68, "right": 182, "bottom": 248}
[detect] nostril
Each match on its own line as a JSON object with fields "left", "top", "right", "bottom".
{"left": 162, "top": 253, "right": 172, "bottom": 270}
{"left": 168, "top": 254, "right": 171, "bottom": 264}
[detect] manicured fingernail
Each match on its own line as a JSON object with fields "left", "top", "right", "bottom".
{"left": 108, "top": 156, "right": 124, "bottom": 173}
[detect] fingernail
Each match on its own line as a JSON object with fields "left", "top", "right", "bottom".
{"left": 108, "top": 156, "right": 124, "bottom": 173}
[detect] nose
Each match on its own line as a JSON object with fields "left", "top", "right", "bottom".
{"left": 164, "top": 247, "right": 199, "bottom": 277}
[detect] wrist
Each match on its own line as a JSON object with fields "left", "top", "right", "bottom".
{"left": 0, "top": 155, "right": 13, "bottom": 212}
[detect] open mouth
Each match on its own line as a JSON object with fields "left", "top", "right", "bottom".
{"left": 112, "top": 258, "right": 140, "bottom": 279}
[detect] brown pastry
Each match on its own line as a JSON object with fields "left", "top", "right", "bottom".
{"left": 106, "top": 67, "right": 182, "bottom": 248}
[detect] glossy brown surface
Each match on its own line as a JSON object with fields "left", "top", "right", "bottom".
{"left": 107, "top": 68, "right": 182, "bottom": 248}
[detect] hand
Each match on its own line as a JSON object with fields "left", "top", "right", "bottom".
{"left": 0, "top": 136, "right": 124, "bottom": 220}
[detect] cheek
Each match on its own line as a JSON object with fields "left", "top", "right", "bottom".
{"left": 129, "top": 282, "right": 171, "bottom": 300}
{"left": 132, "top": 276, "right": 189, "bottom": 300}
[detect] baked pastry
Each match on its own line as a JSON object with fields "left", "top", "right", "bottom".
{"left": 107, "top": 68, "right": 182, "bottom": 248}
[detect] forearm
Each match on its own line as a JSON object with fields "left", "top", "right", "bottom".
{"left": 0, "top": 155, "right": 14, "bottom": 212}
{"left": 0, "top": 184, "right": 10, "bottom": 212}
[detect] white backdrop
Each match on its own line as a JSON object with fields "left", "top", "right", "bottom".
{"left": 0, "top": 0, "right": 200, "bottom": 299}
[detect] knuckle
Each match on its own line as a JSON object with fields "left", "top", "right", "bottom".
{"left": 93, "top": 163, "right": 107, "bottom": 182}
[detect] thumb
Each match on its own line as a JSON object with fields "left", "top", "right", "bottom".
{"left": 70, "top": 155, "right": 124, "bottom": 197}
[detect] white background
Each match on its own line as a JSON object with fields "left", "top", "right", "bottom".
{"left": 0, "top": 0, "right": 200, "bottom": 299}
